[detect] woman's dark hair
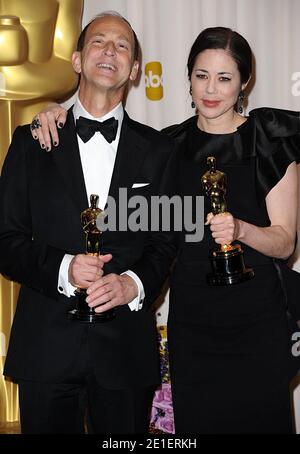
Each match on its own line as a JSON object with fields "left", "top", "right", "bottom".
{"left": 77, "top": 11, "right": 140, "bottom": 61}
{"left": 187, "top": 27, "right": 252, "bottom": 84}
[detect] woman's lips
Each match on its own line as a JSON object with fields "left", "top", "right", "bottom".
{"left": 202, "top": 100, "right": 221, "bottom": 108}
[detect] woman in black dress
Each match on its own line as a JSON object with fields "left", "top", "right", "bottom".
{"left": 28, "top": 25, "right": 300, "bottom": 434}
{"left": 165, "top": 27, "right": 300, "bottom": 434}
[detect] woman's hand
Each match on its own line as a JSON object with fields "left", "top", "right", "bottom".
{"left": 30, "top": 103, "right": 67, "bottom": 151}
{"left": 205, "top": 212, "right": 240, "bottom": 245}
{"left": 204, "top": 162, "right": 298, "bottom": 258}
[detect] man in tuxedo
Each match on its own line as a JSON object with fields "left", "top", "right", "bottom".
{"left": 0, "top": 12, "right": 176, "bottom": 434}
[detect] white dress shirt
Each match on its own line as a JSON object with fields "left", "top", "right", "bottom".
{"left": 57, "top": 98, "right": 144, "bottom": 311}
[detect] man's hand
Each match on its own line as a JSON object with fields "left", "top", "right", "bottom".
{"left": 68, "top": 253, "right": 112, "bottom": 289}
{"left": 85, "top": 273, "right": 138, "bottom": 313}
{"left": 30, "top": 103, "right": 67, "bottom": 151}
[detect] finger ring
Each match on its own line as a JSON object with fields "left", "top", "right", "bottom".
{"left": 30, "top": 118, "right": 41, "bottom": 130}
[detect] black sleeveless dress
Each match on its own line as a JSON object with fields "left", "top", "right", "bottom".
{"left": 165, "top": 108, "right": 300, "bottom": 434}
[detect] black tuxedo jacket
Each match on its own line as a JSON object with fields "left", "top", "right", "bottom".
{"left": 0, "top": 108, "right": 176, "bottom": 389}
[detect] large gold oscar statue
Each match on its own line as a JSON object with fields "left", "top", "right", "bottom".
{"left": 0, "top": 0, "right": 83, "bottom": 425}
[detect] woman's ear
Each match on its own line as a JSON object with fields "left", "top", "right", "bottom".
{"left": 241, "top": 75, "right": 251, "bottom": 92}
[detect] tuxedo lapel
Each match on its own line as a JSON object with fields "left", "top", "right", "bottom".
{"left": 108, "top": 112, "right": 149, "bottom": 200}
{"left": 52, "top": 110, "right": 149, "bottom": 214}
{"left": 51, "top": 108, "right": 89, "bottom": 214}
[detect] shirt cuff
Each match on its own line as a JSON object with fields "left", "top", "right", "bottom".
{"left": 58, "top": 254, "right": 77, "bottom": 297}
{"left": 122, "top": 270, "right": 145, "bottom": 311}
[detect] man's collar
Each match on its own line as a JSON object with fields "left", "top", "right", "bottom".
{"left": 73, "top": 98, "right": 124, "bottom": 124}
{"left": 73, "top": 98, "right": 124, "bottom": 142}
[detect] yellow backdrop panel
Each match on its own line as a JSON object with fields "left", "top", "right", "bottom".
{"left": 0, "top": 0, "right": 83, "bottom": 423}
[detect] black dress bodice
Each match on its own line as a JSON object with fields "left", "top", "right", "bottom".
{"left": 165, "top": 108, "right": 300, "bottom": 280}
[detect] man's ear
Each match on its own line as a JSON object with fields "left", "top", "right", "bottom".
{"left": 72, "top": 51, "right": 82, "bottom": 74}
{"left": 129, "top": 61, "right": 139, "bottom": 81}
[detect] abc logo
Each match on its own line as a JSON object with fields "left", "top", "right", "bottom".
{"left": 145, "top": 61, "right": 163, "bottom": 101}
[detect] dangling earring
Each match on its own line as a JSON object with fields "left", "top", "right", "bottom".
{"left": 190, "top": 86, "right": 195, "bottom": 109}
{"left": 237, "top": 90, "right": 245, "bottom": 114}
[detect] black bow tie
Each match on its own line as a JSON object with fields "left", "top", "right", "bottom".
{"left": 76, "top": 116, "right": 118, "bottom": 143}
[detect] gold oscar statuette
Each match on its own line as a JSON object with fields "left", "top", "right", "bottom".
{"left": 0, "top": 0, "right": 83, "bottom": 425}
{"left": 68, "top": 195, "right": 115, "bottom": 323}
{"left": 201, "top": 156, "right": 254, "bottom": 285}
